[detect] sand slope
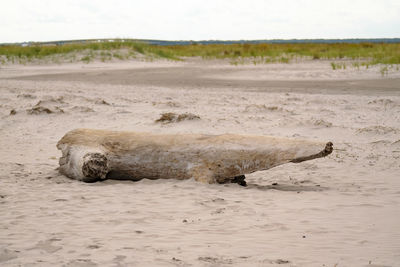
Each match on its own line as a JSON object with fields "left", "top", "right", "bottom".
{"left": 0, "top": 60, "right": 399, "bottom": 266}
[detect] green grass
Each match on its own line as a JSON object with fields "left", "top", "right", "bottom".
{"left": 0, "top": 41, "right": 177, "bottom": 63}
{"left": 330, "top": 62, "right": 347, "bottom": 70}
{"left": 352, "top": 62, "right": 360, "bottom": 70}
{"left": 155, "top": 42, "right": 400, "bottom": 64}
{"left": 81, "top": 55, "right": 92, "bottom": 63}
{"left": 380, "top": 66, "right": 389, "bottom": 76}
{"left": 1, "top": 40, "right": 400, "bottom": 66}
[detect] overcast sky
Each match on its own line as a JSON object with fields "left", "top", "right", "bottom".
{"left": 1, "top": 0, "right": 399, "bottom": 43}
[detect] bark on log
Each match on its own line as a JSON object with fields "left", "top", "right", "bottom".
{"left": 57, "top": 129, "right": 333, "bottom": 183}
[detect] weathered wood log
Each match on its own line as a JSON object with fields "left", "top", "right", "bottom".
{"left": 57, "top": 129, "right": 333, "bottom": 184}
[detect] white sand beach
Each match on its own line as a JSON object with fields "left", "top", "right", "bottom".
{"left": 1, "top": 59, "right": 399, "bottom": 266}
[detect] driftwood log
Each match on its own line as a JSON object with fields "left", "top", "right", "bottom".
{"left": 57, "top": 129, "right": 333, "bottom": 185}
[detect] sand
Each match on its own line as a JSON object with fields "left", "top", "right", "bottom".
{"left": 0, "top": 59, "right": 399, "bottom": 266}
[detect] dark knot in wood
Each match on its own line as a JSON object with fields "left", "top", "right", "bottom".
{"left": 82, "top": 153, "right": 109, "bottom": 182}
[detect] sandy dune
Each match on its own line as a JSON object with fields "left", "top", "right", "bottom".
{"left": 0, "top": 59, "right": 399, "bottom": 266}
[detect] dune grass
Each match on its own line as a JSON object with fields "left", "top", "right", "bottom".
{"left": 154, "top": 42, "right": 400, "bottom": 64}
{"left": 1, "top": 40, "right": 399, "bottom": 66}
{"left": 0, "top": 41, "right": 180, "bottom": 63}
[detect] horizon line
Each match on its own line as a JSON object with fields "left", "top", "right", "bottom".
{"left": 1, "top": 37, "right": 400, "bottom": 46}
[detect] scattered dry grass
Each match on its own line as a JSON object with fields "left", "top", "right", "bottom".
{"left": 155, "top": 112, "right": 200, "bottom": 123}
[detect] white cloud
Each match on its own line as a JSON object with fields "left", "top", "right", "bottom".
{"left": 0, "top": 0, "right": 399, "bottom": 42}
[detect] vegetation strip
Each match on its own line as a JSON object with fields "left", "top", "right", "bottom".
{"left": 1, "top": 40, "right": 399, "bottom": 66}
